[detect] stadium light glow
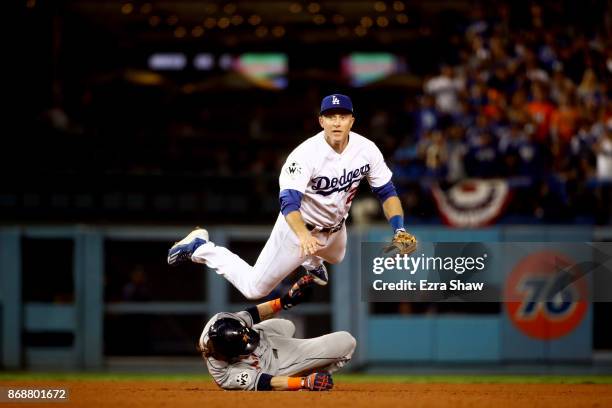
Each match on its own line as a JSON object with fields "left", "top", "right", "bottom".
{"left": 148, "top": 53, "right": 187, "bottom": 70}
{"left": 194, "top": 53, "right": 214, "bottom": 70}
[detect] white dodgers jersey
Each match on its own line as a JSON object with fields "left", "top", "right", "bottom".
{"left": 279, "top": 131, "right": 392, "bottom": 227}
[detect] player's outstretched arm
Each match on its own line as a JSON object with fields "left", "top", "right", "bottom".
{"left": 371, "top": 184, "right": 418, "bottom": 255}
{"left": 381, "top": 195, "right": 404, "bottom": 222}
{"left": 252, "top": 372, "right": 332, "bottom": 391}
{"left": 371, "top": 180, "right": 406, "bottom": 232}
{"left": 245, "top": 275, "right": 315, "bottom": 322}
{"left": 265, "top": 372, "right": 333, "bottom": 391}
{"left": 379, "top": 196, "right": 417, "bottom": 255}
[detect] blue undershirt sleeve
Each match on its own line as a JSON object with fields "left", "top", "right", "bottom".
{"left": 256, "top": 373, "right": 274, "bottom": 391}
{"left": 279, "top": 189, "right": 304, "bottom": 216}
{"left": 245, "top": 306, "right": 261, "bottom": 324}
{"left": 371, "top": 180, "right": 398, "bottom": 203}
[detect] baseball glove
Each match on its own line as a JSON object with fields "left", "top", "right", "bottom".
{"left": 384, "top": 230, "right": 418, "bottom": 255}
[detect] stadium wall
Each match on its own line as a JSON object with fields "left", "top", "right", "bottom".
{"left": 0, "top": 225, "right": 608, "bottom": 370}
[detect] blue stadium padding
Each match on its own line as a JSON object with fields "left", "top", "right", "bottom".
{"left": 363, "top": 226, "right": 596, "bottom": 364}
{"left": 502, "top": 299, "right": 592, "bottom": 360}
{"left": 25, "top": 304, "right": 76, "bottom": 331}
{"left": 368, "top": 317, "right": 502, "bottom": 362}
{"left": 347, "top": 230, "right": 370, "bottom": 367}
{"left": 548, "top": 304, "right": 592, "bottom": 361}
{"left": 1, "top": 225, "right": 603, "bottom": 369}
{"left": 501, "top": 305, "right": 548, "bottom": 361}
{"left": 499, "top": 240, "right": 593, "bottom": 362}
{"left": 434, "top": 317, "right": 501, "bottom": 362}
{"left": 546, "top": 242, "right": 593, "bottom": 361}
{"left": 367, "top": 317, "right": 434, "bottom": 362}
{"left": 332, "top": 237, "right": 354, "bottom": 335}
{"left": 366, "top": 226, "right": 503, "bottom": 244}
{"left": 0, "top": 228, "right": 21, "bottom": 369}
{"left": 74, "top": 230, "right": 104, "bottom": 368}
{"left": 207, "top": 230, "right": 230, "bottom": 314}
{"left": 24, "top": 348, "right": 77, "bottom": 369}
{"left": 501, "top": 226, "right": 592, "bottom": 242}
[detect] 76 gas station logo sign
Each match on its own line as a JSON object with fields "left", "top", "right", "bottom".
{"left": 504, "top": 251, "right": 588, "bottom": 340}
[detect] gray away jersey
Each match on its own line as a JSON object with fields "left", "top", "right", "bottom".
{"left": 199, "top": 311, "right": 277, "bottom": 391}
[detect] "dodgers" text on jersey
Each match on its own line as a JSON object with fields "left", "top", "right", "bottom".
{"left": 311, "top": 165, "right": 370, "bottom": 196}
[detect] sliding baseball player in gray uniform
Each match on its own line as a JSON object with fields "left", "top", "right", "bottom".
{"left": 197, "top": 276, "right": 356, "bottom": 391}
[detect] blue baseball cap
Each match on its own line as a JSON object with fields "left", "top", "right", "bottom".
{"left": 320, "top": 94, "right": 354, "bottom": 115}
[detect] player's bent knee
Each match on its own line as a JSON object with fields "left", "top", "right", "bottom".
{"left": 243, "top": 284, "right": 273, "bottom": 300}
{"left": 335, "top": 331, "right": 357, "bottom": 355}
{"left": 325, "top": 249, "right": 346, "bottom": 265}
{"left": 282, "top": 319, "right": 296, "bottom": 337}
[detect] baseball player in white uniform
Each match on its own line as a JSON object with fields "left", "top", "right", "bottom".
{"left": 168, "top": 94, "right": 409, "bottom": 299}
{"left": 198, "top": 276, "right": 355, "bottom": 391}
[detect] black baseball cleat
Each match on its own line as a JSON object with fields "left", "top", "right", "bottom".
{"left": 282, "top": 275, "right": 317, "bottom": 310}
{"left": 288, "top": 275, "right": 316, "bottom": 296}
{"left": 306, "top": 264, "right": 328, "bottom": 286}
{"left": 167, "top": 228, "right": 209, "bottom": 266}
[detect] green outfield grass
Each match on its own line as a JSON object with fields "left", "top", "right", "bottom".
{"left": 336, "top": 374, "right": 612, "bottom": 384}
{"left": 1, "top": 372, "right": 611, "bottom": 384}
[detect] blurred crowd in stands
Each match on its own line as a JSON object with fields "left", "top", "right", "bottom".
{"left": 391, "top": 2, "right": 612, "bottom": 223}
{"left": 13, "top": 1, "right": 612, "bottom": 224}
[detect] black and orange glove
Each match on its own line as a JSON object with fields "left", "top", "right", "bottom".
{"left": 302, "top": 372, "right": 333, "bottom": 391}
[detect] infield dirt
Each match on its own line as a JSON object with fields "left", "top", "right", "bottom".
{"left": 1, "top": 380, "right": 611, "bottom": 408}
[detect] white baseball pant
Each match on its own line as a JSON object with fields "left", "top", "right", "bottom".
{"left": 191, "top": 213, "right": 347, "bottom": 299}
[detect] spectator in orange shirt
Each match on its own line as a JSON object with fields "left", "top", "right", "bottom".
{"left": 551, "top": 91, "right": 581, "bottom": 145}
{"left": 526, "top": 82, "right": 556, "bottom": 143}
{"left": 482, "top": 88, "right": 506, "bottom": 121}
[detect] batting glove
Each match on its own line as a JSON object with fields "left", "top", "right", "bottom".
{"left": 302, "top": 372, "right": 333, "bottom": 391}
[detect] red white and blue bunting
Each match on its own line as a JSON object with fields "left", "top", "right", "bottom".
{"left": 431, "top": 179, "right": 511, "bottom": 227}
